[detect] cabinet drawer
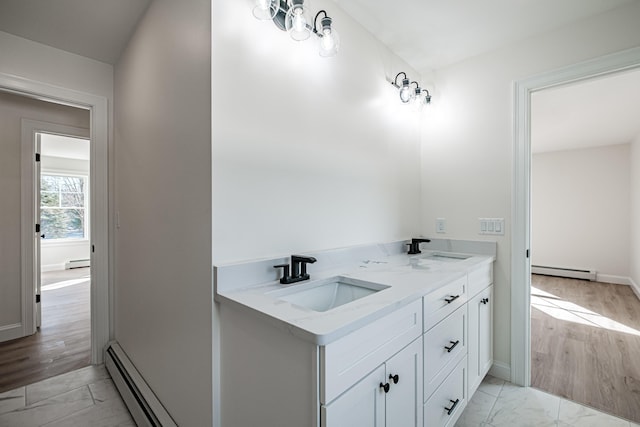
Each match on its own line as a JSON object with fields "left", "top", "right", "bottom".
{"left": 424, "top": 356, "right": 467, "bottom": 427}
{"left": 468, "top": 263, "right": 492, "bottom": 296}
{"left": 423, "top": 304, "right": 466, "bottom": 400}
{"left": 321, "top": 299, "right": 422, "bottom": 404}
{"left": 423, "top": 275, "right": 466, "bottom": 331}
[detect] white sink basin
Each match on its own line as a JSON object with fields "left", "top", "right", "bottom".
{"left": 421, "top": 252, "right": 471, "bottom": 262}
{"left": 268, "top": 276, "right": 389, "bottom": 312}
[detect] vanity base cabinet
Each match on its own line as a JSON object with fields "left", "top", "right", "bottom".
{"left": 322, "top": 338, "right": 423, "bottom": 427}
{"left": 467, "top": 284, "right": 493, "bottom": 397}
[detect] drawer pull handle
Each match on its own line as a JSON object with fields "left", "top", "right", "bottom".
{"left": 444, "top": 340, "right": 460, "bottom": 352}
{"left": 389, "top": 374, "right": 399, "bottom": 384}
{"left": 379, "top": 382, "right": 390, "bottom": 393}
{"left": 481, "top": 297, "right": 489, "bottom": 305}
{"left": 444, "top": 295, "right": 460, "bottom": 304}
{"left": 445, "top": 398, "right": 460, "bottom": 415}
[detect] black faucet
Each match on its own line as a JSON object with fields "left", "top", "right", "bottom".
{"left": 274, "top": 255, "right": 317, "bottom": 284}
{"left": 407, "top": 238, "right": 431, "bottom": 254}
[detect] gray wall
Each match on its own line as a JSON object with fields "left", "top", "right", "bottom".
{"left": 531, "top": 144, "right": 631, "bottom": 279}
{"left": 0, "top": 91, "right": 89, "bottom": 338}
{"left": 113, "top": 0, "right": 212, "bottom": 424}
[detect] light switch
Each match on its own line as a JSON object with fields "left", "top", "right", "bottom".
{"left": 436, "top": 218, "right": 446, "bottom": 233}
{"left": 479, "top": 217, "right": 505, "bottom": 235}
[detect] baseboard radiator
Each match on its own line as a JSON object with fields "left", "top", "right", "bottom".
{"left": 105, "top": 342, "right": 177, "bottom": 427}
{"left": 531, "top": 265, "right": 596, "bottom": 281}
{"left": 65, "top": 259, "right": 90, "bottom": 269}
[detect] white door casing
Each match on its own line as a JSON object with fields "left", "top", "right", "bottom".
{"left": 4, "top": 71, "right": 110, "bottom": 365}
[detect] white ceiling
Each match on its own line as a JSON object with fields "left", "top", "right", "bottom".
{"left": 41, "top": 134, "right": 90, "bottom": 161}
{"left": 332, "top": 0, "right": 634, "bottom": 72}
{"left": 0, "top": 0, "right": 151, "bottom": 64}
{"left": 532, "top": 69, "right": 640, "bottom": 154}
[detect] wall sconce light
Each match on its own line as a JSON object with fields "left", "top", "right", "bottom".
{"left": 252, "top": 0, "right": 340, "bottom": 57}
{"left": 285, "top": 0, "right": 312, "bottom": 41}
{"left": 252, "top": 0, "right": 279, "bottom": 20}
{"left": 410, "top": 81, "right": 432, "bottom": 109}
{"left": 390, "top": 72, "right": 433, "bottom": 107}
{"left": 392, "top": 72, "right": 412, "bottom": 103}
{"left": 313, "top": 11, "right": 340, "bottom": 57}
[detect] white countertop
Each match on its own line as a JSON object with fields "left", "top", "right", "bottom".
{"left": 214, "top": 242, "right": 495, "bottom": 346}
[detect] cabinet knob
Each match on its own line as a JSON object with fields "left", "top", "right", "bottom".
{"left": 444, "top": 294, "right": 460, "bottom": 304}
{"left": 444, "top": 398, "right": 460, "bottom": 415}
{"left": 444, "top": 340, "right": 460, "bottom": 353}
{"left": 389, "top": 374, "right": 399, "bottom": 384}
{"left": 379, "top": 382, "right": 390, "bottom": 393}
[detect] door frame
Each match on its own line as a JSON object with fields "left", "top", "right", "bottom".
{"left": 0, "top": 71, "right": 110, "bottom": 365}
{"left": 511, "top": 46, "right": 640, "bottom": 386}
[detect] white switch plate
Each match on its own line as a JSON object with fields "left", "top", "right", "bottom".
{"left": 436, "top": 218, "right": 446, "bottom": 233}
{"left": 479, "top": 218, "right": 504, "bottom": 235}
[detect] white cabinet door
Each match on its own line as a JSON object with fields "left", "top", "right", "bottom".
{"left": 386, "top": 338, "right": 423, "bottom": 427}
{"left": 478, "top": 285, "right": 493, "bottom": 379}
{"left": 322, "top": 365, "right": 385, "bottom": 427}
{"left": 467, "top": 284, "right": 493, "bottom": 396}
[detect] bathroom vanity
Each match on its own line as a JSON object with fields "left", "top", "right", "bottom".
{"left": 214, "top": 239, "right": 495, "bottom": 427}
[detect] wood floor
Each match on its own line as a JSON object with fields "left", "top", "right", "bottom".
{"left": 531, "top": 274, "right": 640, "bottom": 423}
{"left": 0, "top": 268, "right": 91, "bottom": 393}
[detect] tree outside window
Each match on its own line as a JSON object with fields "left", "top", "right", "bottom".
{"left": 41, "top": 174, "right": 87, "bottom": 240}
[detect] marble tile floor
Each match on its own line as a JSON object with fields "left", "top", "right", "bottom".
{"left": 0, "top": 364, "right": 134, "bottom": 426}
{"left": 456, "top": 375, "right": 640, "bottom": 427}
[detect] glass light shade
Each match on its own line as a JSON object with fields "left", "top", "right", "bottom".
{"left": 253, "top": 0, "right": 278, "bottom": 20}
{"left": 318, "top": 18, "right": 339, "bottom": 57}
{"left": 411, "top": 88, "right": 424, "bottom": 110}
{"left": 285, "top": 0, "right": 312, "bottom": 41}
{"left": 399, "top": 78, "right": 412, "bottom": 103}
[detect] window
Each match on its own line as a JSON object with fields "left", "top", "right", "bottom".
{"left": 41, "top": 174, "right": 88, "bottom": 240}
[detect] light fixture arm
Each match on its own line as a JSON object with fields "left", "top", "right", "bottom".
{"left": 392, "top": 72, "right": 408, "bottom": 88}
{"left": 312, "top": 10, "right": 329, "bottom": 35}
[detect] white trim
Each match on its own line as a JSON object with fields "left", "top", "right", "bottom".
{"left": 4, "top": 72, "right": 110, "bottom": 364}
{"left": 595, "top": 274, "right": 631, "bottom": 285}
{"left": 41, "top": 263, "right": 66, "bottom": 272}
{"left": 512, "top": 47, "right": 640, "bottom": 387}
{"left": 628, "top": 278, "right": 640, "bottom": 300}
{"left": 488, "top": 361, "right": 511, "bottom": 382}
{"left": 0, "top": 323, "right": 23, "bottom": 342}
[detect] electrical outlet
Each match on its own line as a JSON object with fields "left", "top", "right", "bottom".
{"left": 436, "top": 218, "right": 446, "bottom": 233}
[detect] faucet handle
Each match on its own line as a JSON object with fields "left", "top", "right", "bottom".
{"left": 273, "top": 264, "right": 290, "bottom": 284}
{"left": 407, "top": 237, "right": 431, "bottom": 254}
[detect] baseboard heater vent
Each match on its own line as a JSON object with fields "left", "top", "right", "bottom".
{"left": 105, "top": 342, "right": 177, "bottom": 427}
{"left": 65, "top": 259, "right": 90, "bottom": 269}
{"left": 531, "top": 265, "right": 596, "bottom": 281}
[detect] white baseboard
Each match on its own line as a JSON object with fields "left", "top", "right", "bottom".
{"left": 488, "top": 360, "right": 511, "bottom": 382}
{"left": 630, "top": 278, "right": 640, "bottom": 301}
{"left": 596, "top": 274, "right": 631, "bottom": 285}
{"left": 0, "top": 323, "right": 24, "bottom": 343}
{"left": 105, "top": 341, "right": 177, "bottom": 426}
{"left": 41, "top": 263, "right": 65, "bottom": 272}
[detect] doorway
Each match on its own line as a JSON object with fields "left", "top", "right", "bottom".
{"left": 528, "top": 71, "right": 640, "bottom": 421}
{"left": 0, "top": 71, "right": 109, "bottom": 387}
{"left": 511, "top": 47, "right": 640, "bottom": 398}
